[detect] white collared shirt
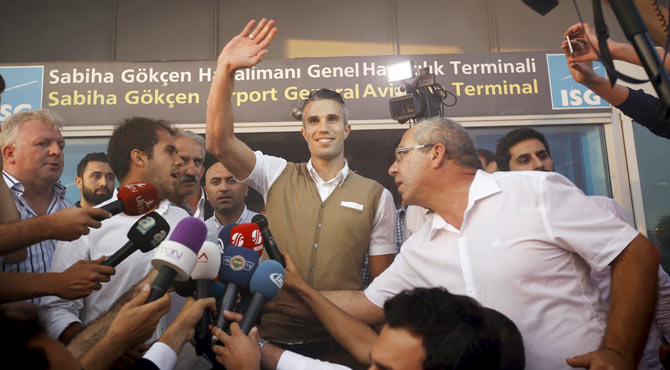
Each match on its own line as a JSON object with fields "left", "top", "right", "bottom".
{"left": 182, "top": 187, "right": 207, "bottom": 220}
{"left": 204, "top": 205, "right": 259, "bottom": 243}
{"left": 39, "top": 195, "right": 190, "bottom": 340}
{"left": 365, "top": 170, "right": 639, "bottom": 370}
{"left": 277, "top": 350, "right": 350, "bottom": 370}
{"left": 241, "top": 151, "right": 395, "bottom": 256}
{"left": 2, "top": 171, "right": 74, "bottom": 280}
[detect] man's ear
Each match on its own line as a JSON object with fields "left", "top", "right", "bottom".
{"left": 2, "top": 144, "right": 17, "bottom": 166}
{"left": 74, "top": 176, "right": 83, "bottom": 190}
{"left": 343, "top": 124, "right": 351, "bottom": 139}
{"left": 129, "top": 149, "right": 147, "bottom": 168}
{"left": 300, "top": 126, "right": 307, "bottom": 142}
{"left": 430, "top": 143, "right": 448, "bottom": 168}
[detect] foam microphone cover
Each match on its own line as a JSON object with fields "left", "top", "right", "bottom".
{"left": 219, "top": 246, "right": 260, "bottom": 287}
{"left": 191, "top": 241, "right": 221, "bottom": 280}
{"left": 252, "top": 214, "right": 285, "bottom": 266}
{"left": 239, "top": 260, "right": 285, "bottom": 333}
{"left": 116, "top": 182, "right": 159, "bottom": 215}
{"left": 151, "top": 217, "right": 207, "bottom": 281}
{"left": 230, "top": 223, "right": 264, "bottom": 257}
{"left": 217, "top": 223, "right": 237, "bottom": 253}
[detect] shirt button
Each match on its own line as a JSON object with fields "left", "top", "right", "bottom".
{"left": 309, "top": 267, "right": 315, "bottom": 272}
{"left": 317, "top": 223, "right": 322, "bottom": 228}
{"left": 313, "top": 243, "right": 318, "bottom": 249}
{"left": 321, "top": 202, "right": 325, "bottom": 208}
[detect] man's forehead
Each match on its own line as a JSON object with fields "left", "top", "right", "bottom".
{"left": 510, "top": 138, "right": 547, "bottom": 156}
{"left": 303, "top": 99, "right": 344, "bottom": 117}
{"left": 85, "top": 161, "right": 113, "bottom": 173}
{"left": 20, "top": 120, "right": 62, "bottom": 138}
{"left": 206, "top": 162, "right": 233, "bottom": 180}
{"left": 398, "top": 128, "right": 418, "bottom": 147}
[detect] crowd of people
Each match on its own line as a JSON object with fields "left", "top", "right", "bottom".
{"left": 0, "top": 18, "right": 668, "bottom": 370}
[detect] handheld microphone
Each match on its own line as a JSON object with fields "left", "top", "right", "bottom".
{"left": 230, "top": 223, "right": 265, "bottom": 258}
{"left": 252, "top": 214, "right": 285, "bottom": 266}
{"left": 97, "top": 182, "right": 159, "bottom": 220}
{"left": 213, "top": 246, "right": 259, "bottom": 336}
{"left": 148, "top": 217, "right": 207, "bottom": 302}
{"left": 101, "top": 212, "right": 170, "bottom": 267}
{"left": 239, "top": 260, "right": 285, "bottom": 334}
{"left": 191, "top": 241, "right": 222, "bottom": 355}
{"left": 216, "top": 223, "right": 237, "bottom": 253}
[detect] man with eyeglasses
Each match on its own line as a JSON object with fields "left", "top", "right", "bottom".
{"left": 268, "top": 117, "right": 659, "bottom": 370}
{"left": 205, "top": 19, "right": 396, "bottom": 364}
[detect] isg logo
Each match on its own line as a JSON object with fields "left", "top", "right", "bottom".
{"left": 545, "top": 54, "right": 610, "bottom": 109}
{"left": 0, "top": 66, "right": 44, "bottom": 123}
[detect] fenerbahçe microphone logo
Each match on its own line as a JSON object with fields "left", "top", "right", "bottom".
{"left": 222, "top": 255, "right": 256, "bottom": 272}
{"left": 231, "top": 232, "right": 244, "bottom": 246}
{"left": 270, "top": 273, "right": 285, "bottom": 289}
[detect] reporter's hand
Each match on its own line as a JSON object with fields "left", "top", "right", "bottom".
{"left": 281, "top": 251, "right": 308, "bottom": 292}
{"left": 106, "top": 284, "right": 171, "bottom": 348}
{"left": 45, "top": 208, "right": 111, "bottom": 241}
{"left": 159, "top": 297, "right": 216, "bottom": 354}
{"left": 217, "top": 19, "right": 277, "bottom": 75}
{"left": 566, "top": 348, "right": 633, "bottom": 370}
{"left": 55, "top": 256, "right": 115, "bottom": 299}
{"left": 211, "top": 323, "right": 261, "bottom": 370}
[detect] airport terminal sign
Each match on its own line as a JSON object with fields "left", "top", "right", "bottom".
{"left": 0, "top": 52, "right": 609, "bottom": 125}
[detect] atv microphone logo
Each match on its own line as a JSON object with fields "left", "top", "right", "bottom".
{"left": 0, "top": 66, "right": 44, "bottom": 123}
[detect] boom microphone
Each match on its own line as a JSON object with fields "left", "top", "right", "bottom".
{"left": 147, "top": 217, "right": 207, "bottom": 302}
{"left": 98, "top": 182, "right": 159, "bottom": 220}
{"left": 102, "top": 212, "right": 169, "bottom": 267}
{"left": 251, "top": 214, "right": 285, "bottom": 266}
{"left": 213, "top": 246, "right": 259, "bottom": 336}
{"left": 239, "top": 260, "right": 285, "bottom": 334}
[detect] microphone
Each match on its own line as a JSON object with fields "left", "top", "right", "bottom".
{"left": 101, "top": 212, "right": 170, "bottom": 267}
{"left": 251, "top": 214, "right": 285, "bottom": 266}
{"left": 98, "top": 182, "right": 159, "bottom": 220}
{"left": 216, "top": 223, "right": 237, "bottom": 253}
{"left": 148, "top": 217, "right": 207, "bottom": 302}
{"left": 239, "top": 260, "right": 285, "bottom": 334}
{"left": 230, "top": 223, "right": 265, "bottom": 258}
{"left": 213, "top": 246, "right": 259, "bottom": 336}
{"left": 191, "top": 241, "right": 222, "bottom": 355}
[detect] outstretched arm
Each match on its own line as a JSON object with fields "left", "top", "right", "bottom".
{"left": 206, "top": 19, "right": 277, "bottom": 180}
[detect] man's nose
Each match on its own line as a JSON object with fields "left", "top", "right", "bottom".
{"left": 388, "top": 161, "right": 398, "bottom": 177}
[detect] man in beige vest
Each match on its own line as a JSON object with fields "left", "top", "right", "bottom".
{"left": 205, "top": 19, "right": 396, "bottom": 364}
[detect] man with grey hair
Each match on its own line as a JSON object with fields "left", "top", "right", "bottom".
{"left": 171, "top": 130, "right": 210, "bottom": 219}
{"left": 271, "top": 117, "right": 660, "bottom": 370}
{"left": 0, "top": 110, "right": 75, "bottom": 276}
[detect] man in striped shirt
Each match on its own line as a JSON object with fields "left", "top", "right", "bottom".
{"left": 0, "top": 109, "right": 73, "bottom": 281}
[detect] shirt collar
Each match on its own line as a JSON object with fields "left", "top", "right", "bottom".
{"left": 214, "top": 205, "right": 249, "bottom": 228}
{"left": 2, "top": 170, "right": 67, "bottom": 198}
{"left": 306, "top": 159, "right": 349, "bottom": 187}
{"left": 428, "top": 170, "right": 501, "bottom": 237}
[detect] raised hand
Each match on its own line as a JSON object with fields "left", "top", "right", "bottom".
{"left": 217, "top": 19, "right": 278, "bottom": 75}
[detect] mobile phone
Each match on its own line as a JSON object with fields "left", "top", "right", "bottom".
{"left": 566, "top": 35, "right": 574, "bottom": 57}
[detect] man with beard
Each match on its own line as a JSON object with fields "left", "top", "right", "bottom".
{"left": 204, "top": 161, "right": 258, "bottom": 242}
{"left": 74, "top": 152, "right": 115, "bottom": 208}
{"left": 171, "top": 131, "right": 210, "bottom": 220}
{"left": 40, "top": 117, "right": 189, "bottom": 353}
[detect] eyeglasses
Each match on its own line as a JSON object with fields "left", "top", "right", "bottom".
{"left": 394, "top": 144, "right": 435, "bottom": 162}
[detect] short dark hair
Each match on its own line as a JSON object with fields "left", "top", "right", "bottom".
{"left": 0, "top": 314, "right": 49, "bottom": 370}
{"left": 76, "top": 152, "right": 110, "bottom": 177}
{"left": 107, "top": 117, "right": 177, "bottom": 180}
{"left": 477, "top": 148, "right": 496, "bottom": 166}
{"left": 495, "top": 127, "right": 551, "bottom": 171}
{"left": 384, "top": 288, "right": 523, "bottom": 370}
{"left": 0, "top": 74, "right": 5, "bottom": 95}
{"left": 301, "top": 88, "right": 349, "bottom": 124}
{"left": 481, "top": 307, "right": 525, "bottom": 370}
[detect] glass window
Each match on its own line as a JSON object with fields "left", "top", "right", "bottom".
{"left": 469, "top": 124, "right": 611, "bottom": 197}
{"left": 61, "top": 137, "right": 114, "bottom": 205}
{"left": 631, "top": 122, "right": 670, "bottom": 269}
